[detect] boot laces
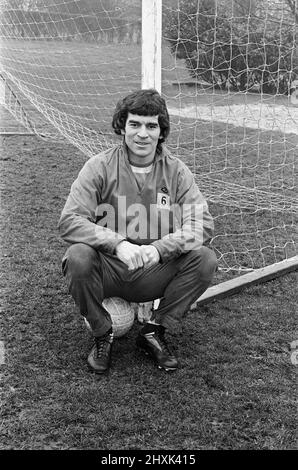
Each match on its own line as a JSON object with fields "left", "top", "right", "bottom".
{"left": 156, "top": 328, "right": 173, "bottom": 356}
{"left": 94, "top": 334, "right": 112, "bottom": 358}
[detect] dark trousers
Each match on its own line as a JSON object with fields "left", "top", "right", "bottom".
{"left": 62, "top": 243, "right": 217, "bottom": 336}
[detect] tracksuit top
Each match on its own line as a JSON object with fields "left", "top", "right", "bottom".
{"left": 58, "top": 143, "right": 214, "bottom": 263}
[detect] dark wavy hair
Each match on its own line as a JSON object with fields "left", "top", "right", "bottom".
{"left": 112, "top": 89, "right": 170, "bottom": 153}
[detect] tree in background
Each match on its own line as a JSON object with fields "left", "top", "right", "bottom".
{"left": 164, "top": 0, "right": 297, "bottom": 94}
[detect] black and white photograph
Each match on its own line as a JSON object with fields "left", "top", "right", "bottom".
{"left": 0, "top": 0, "right": 297, "bottom": 457}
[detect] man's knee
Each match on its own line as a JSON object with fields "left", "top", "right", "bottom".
{"left": 188, "top": 246, "right": 218, "bottom": 280}
{"left": 62, "top": 243, "right": 99, "bottom": 278}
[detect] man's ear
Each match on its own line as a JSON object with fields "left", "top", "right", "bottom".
{"left": 120, "top": 129, "right": 125, "bottom": 135}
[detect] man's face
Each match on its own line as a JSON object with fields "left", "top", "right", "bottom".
{"left": 122, "top": 113, "right": 161, "bottom": 164}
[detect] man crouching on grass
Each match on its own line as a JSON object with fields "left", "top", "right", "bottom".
{"left": 58, "top": 89, "right": 217, "bottom": 374}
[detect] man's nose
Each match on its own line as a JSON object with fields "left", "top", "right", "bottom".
{"left": 137, "top": 125, "right": 148, "bottom": 138}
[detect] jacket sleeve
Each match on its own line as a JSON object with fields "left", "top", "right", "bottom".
{"left": 58, "top": 156, "right": 125, "bottom": 254}
{"left": 151, "top": 164, "right": 214, "bottom": 262}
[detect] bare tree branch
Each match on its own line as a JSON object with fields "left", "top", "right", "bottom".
{"left": 284, "top": 0, "right": 298, "bottom": 22}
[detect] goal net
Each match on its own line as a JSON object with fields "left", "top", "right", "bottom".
{"left": 0, "top": 0, "right": 297, "bottom": 277}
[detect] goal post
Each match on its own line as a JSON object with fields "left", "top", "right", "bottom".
{"left": 141, "top": 0, "right": 162, "bottom": 92}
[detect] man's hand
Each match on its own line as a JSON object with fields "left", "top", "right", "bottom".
{"left": 115, "top": 240, "right": 146, "bottom": 271}
{"left": 140, "top": 244, "right": 160, "bottom": 268}
{"left": 115, "top": 241, "right": 160, "bottom": 271}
